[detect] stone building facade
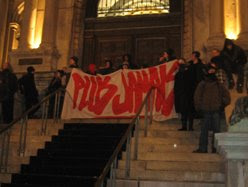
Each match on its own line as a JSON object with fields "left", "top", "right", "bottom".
{"left": 0, "top": 0, "right": 248, "bottom": 74}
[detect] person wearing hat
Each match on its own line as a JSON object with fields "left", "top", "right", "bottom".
{"left": 18, "top": 66, "right": 39, "bottom": 116}
{"left": 0, "top": 62, "right": 18, "bottom": 123}
{"left": 193, "top": 65, "right": 230, "bottom": 153}
{"left": 221, "top": 38, "right": 247, "bottom": 93}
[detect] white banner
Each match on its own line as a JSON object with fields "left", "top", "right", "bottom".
{"left": 62, "top": 60, "right": 179, "bottom": 121}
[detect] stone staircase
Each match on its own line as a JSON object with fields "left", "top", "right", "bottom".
{"left": 0, "top": 119, "right": 64, "bottom": 184}
{"left": 114, "top": 120, "right": 226, "bottom": 187}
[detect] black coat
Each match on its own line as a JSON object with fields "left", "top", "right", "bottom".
{"left": 174, "top": 65, "right": 194, "bottom": 114}
{"left": 18, "top": 73, "right": 38, "bottom": 101}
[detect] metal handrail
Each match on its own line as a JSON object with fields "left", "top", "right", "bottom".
{"left": 94, "top": 87, "right": 155, "bottom": 187}
{"left": 0, "top": 88, "right": 65, "bottom": 172}
{"left": 0, "top": 88, "right": 64, "bottom": 135}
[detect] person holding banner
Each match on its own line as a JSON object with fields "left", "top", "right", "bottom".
{"left": 159, "top": 48, "right": 177, "bottom": 64}
{"left": 174, "top": 58, "right": 194, "bottom": 131}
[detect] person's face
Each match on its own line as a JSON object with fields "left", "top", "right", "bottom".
{"left": 211, "top": 50, "right": 220, "bottom": 57}
{"left": 106, "top": 61, "right": 110, "bottom": 68}
{"left": 163, "top": 52, "right": 168, "bottom": 58}
{"left": 191, "top": 54, "right": 197, "bottom": 61}
{"left": 123, "top": 64, "right": 128, "bottom": 69}
{"left": 178, "top": 59, "right": 185, "bottom": 64}
{"left": 208, "top": 68, "right": 216, "bottom": 74}
{"left": 227, "top": 44, "right": 233, "bottom": 50}
{"left": 69, "top": 59, "right": 75, "bottom": 66}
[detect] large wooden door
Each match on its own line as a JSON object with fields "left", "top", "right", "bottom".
{"left": 82, "top": 1, "right": 183, "bottom": 71}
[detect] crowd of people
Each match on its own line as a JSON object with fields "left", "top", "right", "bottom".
{"left": 174, "top": 38, "right": 247, "bottom": 153}
{"left": 0, "top": 38, "right": 247, "bottom": 154}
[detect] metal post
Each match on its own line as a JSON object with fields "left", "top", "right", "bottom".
{"left": 144, "top": 98, "right": 149, "bottom": 137}
{"left": 41, "top": 101, "right": 46, "bottom": 135}
{"left": 53, "top": 92, "right": 58, "bottom": 123}
{"left": 125, "top": 132, "right": 131, "bottom": 178}
{"left": 19, "top": 116, "right": 28, "bottom": 157}
{"left": 0, "top": 130, "right": 10, "bottom": 173}
{"left": 149, "top": 89, "right": 154, "bottom": 125}
{"left": 134, "top": 117, "right": 140, "bottom": 160}
{"left": 56, "top": 91, "right": 61, "bottom": 123}
{"left": 43, "top": 100, "right": 49, "bottom": 135}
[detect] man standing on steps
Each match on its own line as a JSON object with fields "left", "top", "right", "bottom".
{"left": 193, "top": 65, "right": 231, "bottom": 153}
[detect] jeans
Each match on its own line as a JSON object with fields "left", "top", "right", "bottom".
{"left": 199, "top": 111, "right": 220, "bottom": 152}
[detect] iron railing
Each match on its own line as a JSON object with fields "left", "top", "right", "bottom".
{"left": 0, "top": 88, "right": 64, "bottom": 172}
{"left": 95, "top": 87, "right": 155, "bottom": 187}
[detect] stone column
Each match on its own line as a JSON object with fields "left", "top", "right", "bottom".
{"left": 215, "top": 121, "right": 248, "bottom": 187}
{"left": 40, "top": 0, "right": 57, "bottom": 49}
{"left": 237, "top": 0, "right": 248, "bottom": 49}
{"left": 206, "top": 0, "right": 225, "bottom": 50}
{"left": 19, "top": 0, "right": 34, "bottom": 49}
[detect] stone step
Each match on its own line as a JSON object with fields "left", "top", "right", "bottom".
{"left": 116, "top": 169, "right": 225, "bottom": 183}
{"left": 131, "top": 143, "right": 201, "bottom": 153}
{"left": 138, "top": 129, "right": 209, "bottom": 138}
{"left": 131, "top": 137, "right": 209, "bottom": 145}
{"left": 118, "top": 160, "right": 224, "bottom": 173}
{"left": 0, "top": 173, "right": 11, "bottom": 184}
{"left": 10, "top": 135, "right": 51, "bottom": 143}
{"left": 108, "top": 179, "right": 225, "bottom": 187}
{"left": 122, "top": 152, "right": 222, "bottom": 162}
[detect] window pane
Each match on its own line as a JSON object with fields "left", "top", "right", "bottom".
{"left": 98, "top": 0, "right": 170, "bottom": 17}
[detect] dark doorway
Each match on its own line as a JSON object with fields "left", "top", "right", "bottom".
{"left": 82, "top": 0, "right": 183, "bottom": 71}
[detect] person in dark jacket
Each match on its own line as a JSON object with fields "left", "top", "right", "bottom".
{"left": 221, "top": 38, "right": 247, "bottom": 93}
{"left": 193, "top": 65, "right": 230, "bottom": 153}
{"left": 98, "top": 60, "right": 114, "bottom": 75}
{"left": 1, "top": 63, "right": 18, "bottom": 123}
{"left": 174, "top": 58, "right": 194, "bottom": 131}
{"left": 159, "top": 48, "right": 177, "bottom": 64}
{"left": 188, "top": 51, "right": 206, "bottom": 119}
{"left": 18, "top": 66, "right": 39, "bottom": 116}
{"left": 47, "top": 70, "right": 62, "bottom": 118}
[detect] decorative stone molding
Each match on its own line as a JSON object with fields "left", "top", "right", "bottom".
{"left": 9, "top": 47, "right": 60, "bottom": 73}
{"left": 182, "top": 0, "right": 193, "bottom": 58}
{"left": 215, "top": 132, "right": 248, "bottom": 187}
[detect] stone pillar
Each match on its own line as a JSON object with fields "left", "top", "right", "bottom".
{"left": 40, "top": 0, "right": 57, "bottom": 48}
{"left": 206, "top": 0, "right": 225, "bottom": 50}
{"left": 19, "top": 0, "right": 34, "bottom": 49}
{"left": 237, "top": 0, "right": 248, "bottom": 49}
{"left": 215, "top": 120, "right": 248, "bottom": 187}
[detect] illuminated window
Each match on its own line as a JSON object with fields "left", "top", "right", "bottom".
{"left": 98, "top": 0, "right": 170, "bottom": 17}
{"left": 28, "top": 0, "right": 45, "bottom": 49}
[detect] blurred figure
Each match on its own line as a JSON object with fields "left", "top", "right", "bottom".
{"left": 221, "top": 39, "right": 247, "bottom": 93}
{"left": 188, "top": 51, "right": 206, "bottom": 119}
{"left": 47, "top": 70, "right": 62, "bottom": 118}
{"left": 87, "top": 64, "right": 97, "bottom": 75}
{"left": 122, "top": 61, "right": 129, "bottom": 69}
{"left": 210, "top": 56, "right": 228, "bottom": 88}
{"left": 193, "top": 65, "right": 230, "bottom": 153}
{"left": 69, "top": 56, "right": 79, "bottom": 69}
{"left": 0, "top": 63, "right": 18, "bottom": 123}
{"left": 122, "top": 54, "right": 137, "bottom": 69}
{"left": 159, "top": 48, "right": 176, "bottom": 64}
{"left": 18, "top": 66, "right": 39, "bottom": 116}
{"left": 98, "top": 60, "right": 114, "bottom": 75}
{"left": 174, "top": 58, "right": 194, "bottom": 131}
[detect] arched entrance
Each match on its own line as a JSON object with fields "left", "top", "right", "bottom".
{"left": 82, "top": 0, "right": 183, "bottom": 70}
